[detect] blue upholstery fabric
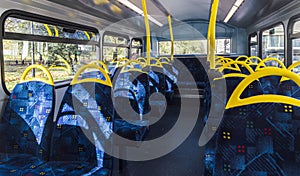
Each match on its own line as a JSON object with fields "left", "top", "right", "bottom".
{"left": 113, "top": 71, "right": 149, "bottom": 141}
{"left": 0, "top": 81, "right": 54, "bottom": 173}
{"left": 207, "top": 77, "right": 300, "bottom": 175}
{"left": 24, "top": 82, "right": 113, "bottom": 176}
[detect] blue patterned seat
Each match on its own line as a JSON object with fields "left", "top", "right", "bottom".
{"left": 23, "top": 65, "right": 113, "bottom": 176}
{"left": 113, "top": 71, "right": 149, "bottom": 141}
{"left": 0, "top": 67, "right": 55, "bottom": 175}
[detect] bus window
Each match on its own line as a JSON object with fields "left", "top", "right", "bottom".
{"left": 103, "top": 33, "right": 129, "bottom": 62}
{"left": 292, "top": 20, "right": 300, "bottom": 71}
{"left": 262, "top": 24, "right": 284, "bottom": 62}
{"left": 249, "top": 33, "right": 258, "bottom": 56}
{"left": 159, "top": 39, "right": 230, "bottom": 56}
{"left": 131, "top": 38, "right": 142, "bottom": 60}
{"left": 2, "top": 14, "right": 99, "bottom": 92}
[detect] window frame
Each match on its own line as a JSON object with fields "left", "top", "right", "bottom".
{"left": 0, "top": 9, "right": 100, "bottom": 94}
{"left": 287, "top": 14, "right": 300, "bottom": 66}
{"left": 130, "top": 38, "right": 143, "bottom": 59}
{"left": 102, "top": 31, "right": 130, "bottom": 61}
{"left": 259, "top": 22, "right": 285, "bottom": 64}
{"left": 248, "top": 32, "right": 258, "bottom": 56}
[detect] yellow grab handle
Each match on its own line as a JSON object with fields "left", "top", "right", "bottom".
{"left": 219, "top": 61, "right": 255, "bottom": 74}
{"left": 288, "top": 61, "right": 300, "bottom": 71}
{"left": 142, "top": 0, "right": 151, "bottom": 65}
{"left": 116, "top": 58, "right": 130, "bottom": 67}
{"left": 168, "top": 15, "right": 174, "bottom": 61}
{"left": 120, "top": 60, "right": 145, "bottom": 73}
{"left": 159, "top": 57, "right": 171, "bottom": 65}
{"left": 70, "top": 64, "right": 112, "bottom": 87}
{"left": 236, "top": 55, "right": 249, "bottom": 62}
{"left": 51, "top": 58, "right": 72, "bottom": 74}
{"left": 226, "top": 67, "right": 300, "bottom": 109}
{"left": 217, "top": 57, "right": 234, "bottom": 65}
{"left": 20, "top": 64, "right": 54, "bottom": 86}
{"left": 89, "top": 60, "right": 109, "bottom": 73}
{"left": 149, "top": 58, "right": 163, "bottom": 68}
{"left": 214, "top": 73, "right": 248, "bottom": 80}
{"left": 137, "top": 57, "right": 147, "bottom": 63}
{"left": 280, "top": 61, "right": 300, "bottom": 82}
{"left": 207, "top": 0, "right": 220, "bottom": 69}
{"left": 256, "top": 57, "right": 286, "bottom": 71}
{"left": 246, "top": 56, "right": 262, "bottom": 65}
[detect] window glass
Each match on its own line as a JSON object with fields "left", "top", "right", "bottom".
{"left": 103, "top": 46, "right": 128, "bottom": 62}
{"left": 292, "top": 21, "right": 300, "bottom": 73}
{"left": 103, "top": 33, "right": 129, "bottom": 63}
{"left": 3, "top": 16, "right": 99, "bottom": 92}
{"left": 159, "top": 39, "right": 231, "bottom": 55}
{"left": 293, "top": 21, "right": 300, "bottom": 34}
{"left": 262, "top": 24, "right": 284, "bottom": 61}
{"left": 131, "top": 39, "right": 142, "bottom": 59}
{"left": 5, "top": 17, "right": 97, "bottom": 41}
{"left": 249, "top": 33, "right": 258, "bottom": 56}
{"left": 104, "top": 35, "right": 127, "bottom": 45}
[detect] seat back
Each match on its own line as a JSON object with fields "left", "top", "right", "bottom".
{"left": 50, "top": 64, "right": 113, "bottom": 170}
{"left": 0, "top": 65, "right": 55, "bottom": 161}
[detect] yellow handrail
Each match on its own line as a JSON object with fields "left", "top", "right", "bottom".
{"left": 226, "top": 67, "right": 300, "bottom": 109}
{"left": 245, "top": 56, "right": 262, "bottom": 65}
{"left": 256, "top": 57, "right": 286, "bottom": 71}
{"left": 89, "top": 60, "right": 109, "bottom": 73}
{"left": 168, "top": 15, "right": 174, "bottom": 61}
{"left": 70, "top": 64, "right": 112, "bottom": 87}
{"left": 20, "top": 64, "right": 54, "bottom": 86}
{"left": 120, "top": 60, "right": 146, "bottom": 73}
{"left": 49, "top": 58, "right": 72, "bottom": 74}
{"left": 236, "top": 55, "right": 249, "bottom": 62}
{"left": 207, "top": 0, "right": 220, "bottom": 69}
{"left": 142, "top": 0, "right": 151, "bottom": 65}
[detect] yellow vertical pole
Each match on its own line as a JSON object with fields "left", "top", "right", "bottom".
{"left": 142, "top": 0, "right": 151, "bottom": 66}
{"left": 168, "top": 15, "right": 174, "bottom": 61}
{"left": 207, "top": 0, "right": 219, "bottom": 69}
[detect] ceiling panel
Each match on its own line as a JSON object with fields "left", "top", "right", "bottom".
{"left": 229, "top": 0, "right": 294, "bottom": 28}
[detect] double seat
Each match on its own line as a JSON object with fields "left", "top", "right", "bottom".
{"left": 0, "top": 64, "right": 114, "bottom": 176}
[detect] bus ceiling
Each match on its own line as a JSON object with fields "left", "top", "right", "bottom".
{"left": 21, "top": 0, "right": 297, "bottom": 29}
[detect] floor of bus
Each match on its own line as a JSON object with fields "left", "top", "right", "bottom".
{"left": 113, "top": 97, "right": 204, "bottom": 176}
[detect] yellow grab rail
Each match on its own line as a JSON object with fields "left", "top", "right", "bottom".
{"left": 142, "top": 0, "right": 151, "bottom": 65}
{"left": 280, "top": 61, "right": 300, "bottom": 82}
{"left": 226, "top": 67, "right": 300, "bottom": 109}
{"left": 159, "top": 57, "right": 171, "bottom": 65}
{"left": 120, "top": 60, "right": 146, "bottom": 73}
{"left": 49, "top": 58, "right": 72, "bottom": 74}
{"left": 245, "top": 56, "right": 262, "bottom": 65}
{"left": 168, "top": 15, "right": 174, "bottom": 61}
{"left": 207, "top": 0, "right": 220, "bottom": 69}
{"left": 218, "top": 61, "right": 255, "bottom": 74}
{"left": 256, "top": 57, "right": 286, "bottom": 71}
{"left": 20, "top": 64, "right": 54, "bottom": 86}
{"left": 236, "top": 55, "right": 249, "bottom": 62}
{"left": 288, "top": 61, "right": 300, "bottom": 72}
{"left": 137, "top": 57, "right": 147, "bottom": 63}
{"left": 70, "top": 64, "right": 112, "bottom": 87}
{"left": 89, "top": 60, "right": 109, "bottom": 73}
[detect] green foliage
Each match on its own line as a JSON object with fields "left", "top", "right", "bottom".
{"left": 47, "top": 44, "right": 79, "bottom": 65}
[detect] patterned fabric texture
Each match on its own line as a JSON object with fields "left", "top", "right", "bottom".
{"left": 113, "top": 71, "right": 149, "bottom": 141}
{"left": 0, "top": 81, "right": 54, "bottom": 173}
{"left": 24, "top": 82, "right": 113, "bottom": 176}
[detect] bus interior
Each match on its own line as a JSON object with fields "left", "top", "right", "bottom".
{"left": 0, "top": 0, "right": 300, "bottom": 175}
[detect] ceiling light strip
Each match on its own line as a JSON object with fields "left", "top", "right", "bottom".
{"left": 224, "top": 0, "right": 244, "bottom": 23}
{"left": 117, "top": 0, "right": 163, "bottom": 26}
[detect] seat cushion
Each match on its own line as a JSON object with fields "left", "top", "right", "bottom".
{"left": 0, "top": 153, "right": 44, "bottom": 175}
{"left": 114, "top": 119, "right": 148, "bottom": 141}
{"left": 23, "top": 161, "right": 110, "bottom": 176}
